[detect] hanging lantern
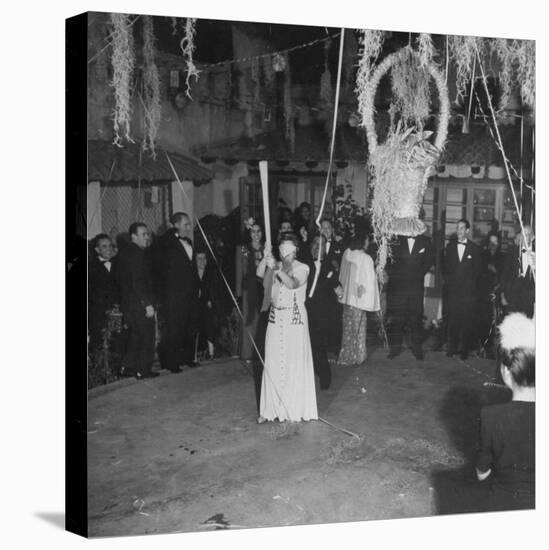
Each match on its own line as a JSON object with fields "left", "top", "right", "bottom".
{"left": 272, "top": 53, "right": 286, "bottom": 72}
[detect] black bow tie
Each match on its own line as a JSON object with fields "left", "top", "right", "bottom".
{"left": 100, "top": 258, "right": 111, "bottom": 263}
{"left": 457, "top": 241, "right": 467, "bottom": 246}
{"left": 178, "top": 236, "right": 192, "bottom": 245}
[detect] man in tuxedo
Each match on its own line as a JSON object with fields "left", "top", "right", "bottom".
{"left": 319, "top": 219, "right": 344, "bottom": 353}
{"left": 320, "top": 219, "right": 344, "bottom": 272}
{"left": 306, "top": 235, "right": 343, "bottom": 390}
{"left": 88, "top": 234, "right": 119, "bottom": 352}
{"left": 501, "top": 224, "right": 535, "bottom": 318}
{"left": 385, "top": 232, "right": 434, "bottom": 360}
{"left": 442, "top": 219, "right": 482, "bottom": 360}
{"left": 114, "top": 223, "right": 158, "bottom": 379}
{"left": 154, "top": 212, "right": 200, "bottom": 373}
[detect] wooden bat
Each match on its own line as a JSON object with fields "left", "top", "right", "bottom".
{"left": 259, "top": 160, "right": 272, "bottom": 255}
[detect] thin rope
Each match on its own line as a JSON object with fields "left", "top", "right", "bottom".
{"left": 196, "top": 33, "right": 341, "bottom": 70}
{"left": 530, "top": 130, "right": 535, "bottom": 228}
{"left": 445, "top": 36, "right": 449, "bottom": 85}
{"left": 473, "top": 91, "right": 535, "bottom": 193}
{"left": 473, "top": 48, "right": 535, "bottom": 282}
{"left": 465, "top": 55, "right": 476, "bottom": 128}
{"left": 309, "top": 28, "right": 345, "bottom": 299}
{"left": 520, "top": 114, "right": 524, "bottom": 217}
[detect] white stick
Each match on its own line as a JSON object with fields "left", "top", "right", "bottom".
{"left": 259, "top": 160, "right": 272, "bottom": 254}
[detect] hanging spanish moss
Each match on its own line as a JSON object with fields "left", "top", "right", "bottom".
{"left": 491, "top": 38, "right": 514, "bottom": 111}
{"left": 110, "top": 13, "right": 136, "bottom": 146}
{"left": 498, "top": 39, "right": 536, "bottom": 109}
{"left": 171, "top": 16, "right": 178, "bottom": 35}
{"left": 448, "top": 34, "right": 483, "bottom": 105}
{"left": 355, "top": 29, "right": 385, "bottom": 129}
{"left": 417, "top": 33, "right": 435, "bottom": 68}
{"left": 142, "top": 15, "right": 162, "bottom": 158}
{"left": 180, "top": 17, "right": 200, "bottom": 99}
{"left": 515, "top": 40, "right": 535, "bottom": 109}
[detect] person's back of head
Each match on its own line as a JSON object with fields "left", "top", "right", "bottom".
{"left": 498, "top": 313, "right": 535, "bottom": 388}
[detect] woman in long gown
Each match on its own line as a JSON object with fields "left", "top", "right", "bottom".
{"left": 256, "top": 234, "right": 318, "bottom": 423}
{"left": 337, "top": 233, "right": 380, "bottom": 366}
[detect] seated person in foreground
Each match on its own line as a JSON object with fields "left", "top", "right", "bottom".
{"left": 475, "top": 312, "right": 535, "bottom": 511}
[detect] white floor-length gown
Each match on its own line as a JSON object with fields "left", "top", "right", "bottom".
{"left": 260, "top": 260, "right": 318, "bottom": 422}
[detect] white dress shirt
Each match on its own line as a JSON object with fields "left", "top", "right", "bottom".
{"left": 407, "top": 237, "right": 415, "bottom": 254}
{"left": 100, "top": 259, "right": 112, "bottom": 272}
{"left": 178, "top": 237, "right": 193, "bottom": 260}
{"left": 457, "top": 240, "right": 467, "bottom": 262}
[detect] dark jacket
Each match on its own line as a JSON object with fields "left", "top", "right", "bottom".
{"left": 500, "top": 244, "right": 535, "bottom": 317}
{"left": 306, "top": 258, "right": 340, "bottom": 318}
{"left": 88, "top": 255, "right": 119, "bottom": 333}
{"left": 479, "top": 248, "right": 505, "bottom": 295}
{"left": 325, "top": 239, "right": 344, "bottom": 272}
{"left": 113, "top": 242, "right": 154, "bottom": 315}
{"left": 442, "top": 238, "right": 481, "bottom": 303}
{"left": 386, "top": 234, "right": 434, "bottom": 314}
{"left": 152, "top": 228, "right": 199, "bottom": 307}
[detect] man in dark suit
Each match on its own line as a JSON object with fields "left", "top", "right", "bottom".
{"left": 385, "top": 232, "right": 434, "bottom": 360}
{"left": 320, "top": 218, "right": 344, "bottom": 353}
{"left": 88, "top": 234, "right": 119, "bottom": 352}
{"left": 442, "top": 219, "right": 482, "bottom": 360}
{"left": 114, "top": 223, "right": 158, "bottom": 379}
{"left": 154, "top": 212, "right": 200, "bottom": 373}
{"left": 501, "top": 224, "right": 535, "bottom": 318}
{"left": 320, "top": 218, "right": 344, "bottom": 272}
{"left": 306, "top": 235, "right": 343, "bottom": 390}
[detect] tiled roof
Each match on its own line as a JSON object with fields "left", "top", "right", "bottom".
{"left": 193, "top": 125, "right": 369, "bottom": 163}
{"left": 87, "top": 140, "right": 214, "bottom": 183}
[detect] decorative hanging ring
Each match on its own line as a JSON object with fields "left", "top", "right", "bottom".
{"left": 362, "top": 47, "right": 450, "bottom": 155}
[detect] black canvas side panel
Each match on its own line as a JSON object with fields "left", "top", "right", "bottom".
{"left": 65, "top": 11, "right": 89, "bottom": 539}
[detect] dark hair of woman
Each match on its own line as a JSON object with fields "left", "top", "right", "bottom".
{"left": 499, "top": 347, "right": 535, "bottom": 387}
{"left": 348, "top": 232, "right": 368, "bottom": 251}
{"left": 279, "top": 232, "right": 299, "bottom": 248}
{"left": 241, "top": 222, "right": 264, "bottom": 245}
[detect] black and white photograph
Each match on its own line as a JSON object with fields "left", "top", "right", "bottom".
{"left": 5, "top": 1, "right": 547, "bottom": 549}
{"left": 69, "top": 7, "right": 541, "bottom": 538}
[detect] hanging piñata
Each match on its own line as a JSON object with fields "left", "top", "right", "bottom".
{"left": 358, "top": 43, "right": 450, "bottom": 279}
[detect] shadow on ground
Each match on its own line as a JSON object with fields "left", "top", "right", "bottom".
{"left": 430, "top": 380, "right": 512, "bottom": 515}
